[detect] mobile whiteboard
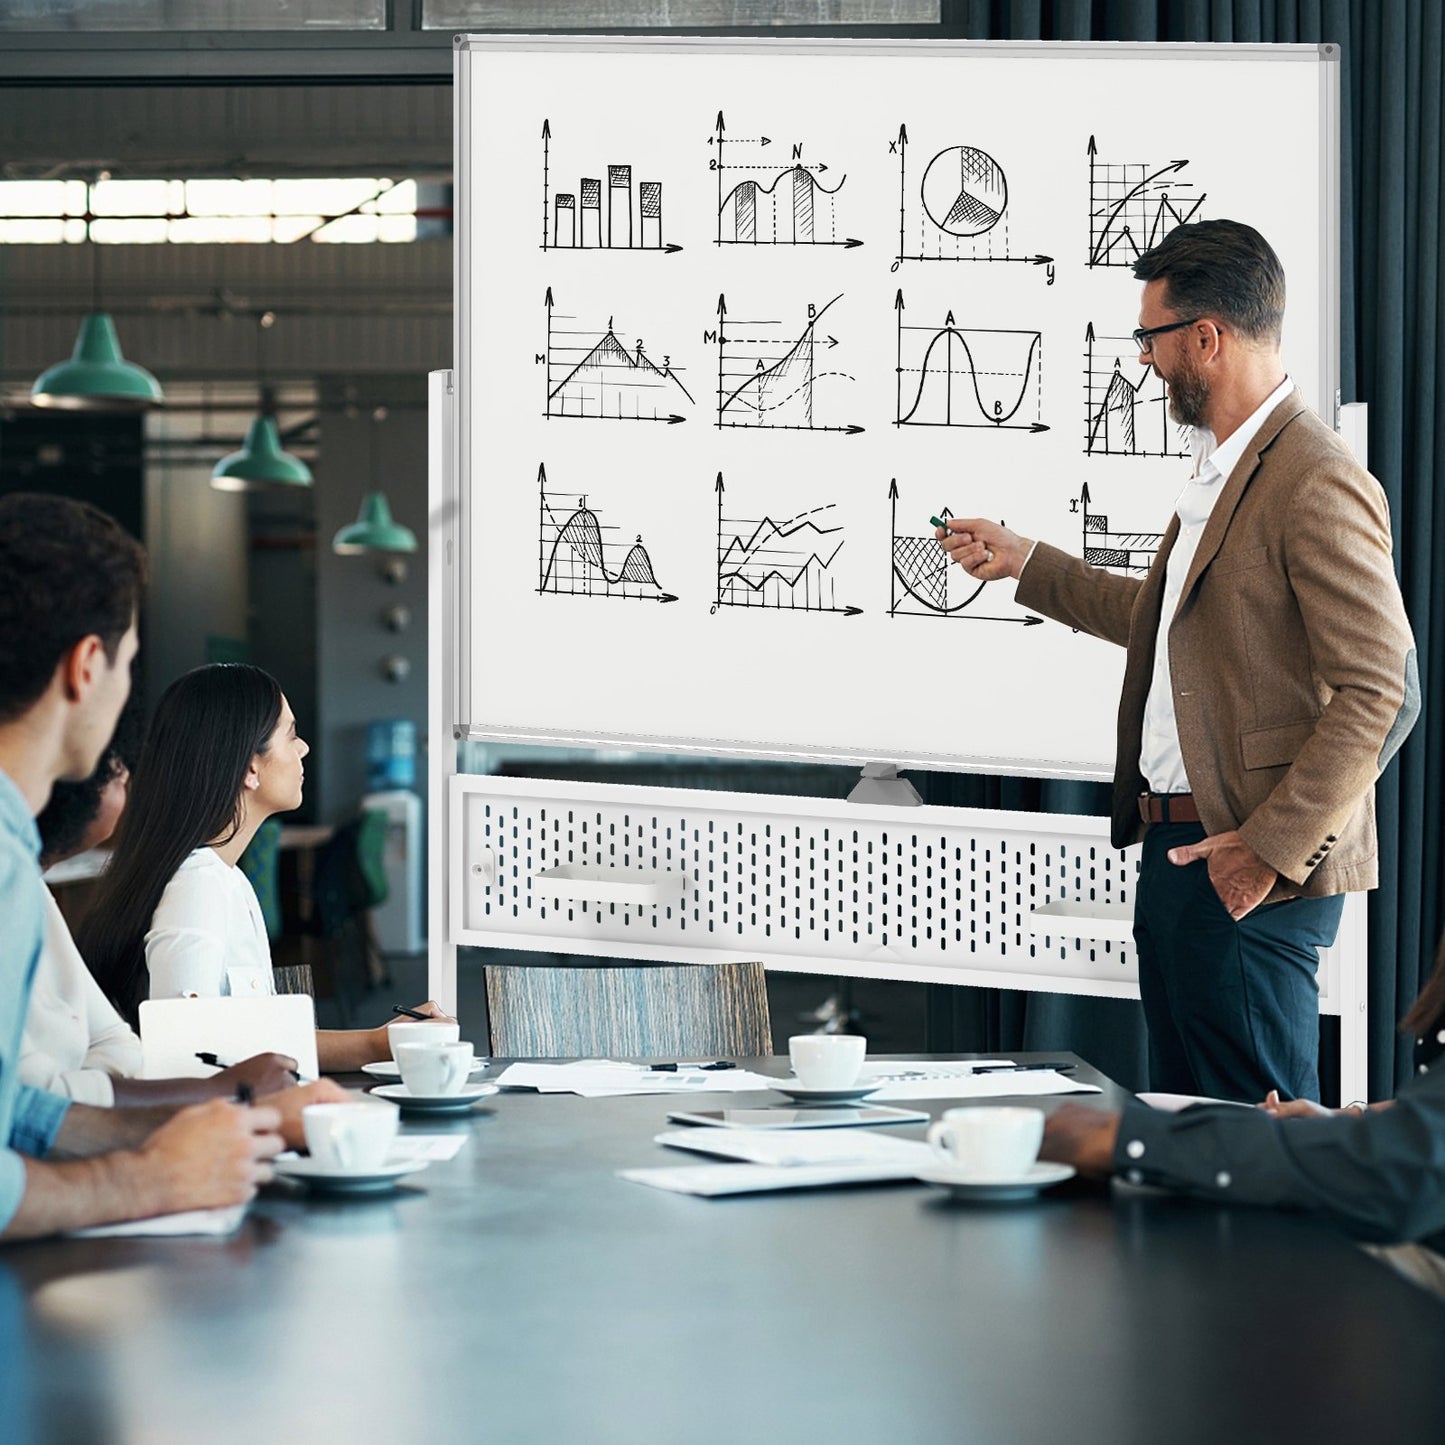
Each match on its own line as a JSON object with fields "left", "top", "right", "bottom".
{"left": 453, "top": 36, "right": 1338, "bottom": 780}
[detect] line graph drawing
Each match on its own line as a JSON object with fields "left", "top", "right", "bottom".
{"left": 539, "top": 119, "right": 681, "bottom": 253}
{"left": 1074, "top": 481, "right": 1163, "bottom": 575}
{"left": 543, "top": 287, "right": 693, "bottom": 424}
{"left": 1087, "top": 134, "right": 1205, "bottom": 268}
{"left": 713, "top": 474, "right": 861, "bottom": 615}
{"left": 890, "top": 126, "right": 1053, "bottom": 279}
{"left": 710, "top": 293, "right": 863, "bottom": 434}
{"left": 888, "top": 481, "right": 1041, "bottom": 625}
{"left": 711, "top": 112, "right": 861, "bottom": 248}
{"left": 893, "top": 289, "right": 1047, "bottom": 432}
{"left": 1083, "top": 323, "right": 1190, "bottom": 458}
{"left": 536, "top": 465, "right": 678, "bottom": 604}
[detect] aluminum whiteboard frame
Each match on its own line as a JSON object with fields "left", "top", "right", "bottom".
{"left": 451, "top": 34, "right": 1341, "bottom": 779}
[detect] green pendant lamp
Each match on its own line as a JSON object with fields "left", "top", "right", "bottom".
{"left": 31, "top": 311, "right": 165, "bottom": 411}
{"left": 211, "top": 412, "right": 314, "bottom": 491}
{"left": 333, "top": 491, "right": 417, "bottom": 554}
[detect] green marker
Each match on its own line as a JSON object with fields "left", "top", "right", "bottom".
{"left": 930, "top": 515, "right": 949, "bottom": 531}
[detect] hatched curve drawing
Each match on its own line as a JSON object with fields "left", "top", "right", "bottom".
{"left": 1083, "top": 323, "right": 1190, "bottom": 458}
{"left": 713, "top": 473, "right": 861, "bottom": 616}
{"left": 890, "top": 126, "right": 1053, "bottom": 278}
{"left": 543, "top": 287, "right": 694, "bottom": 424}
{"left": 536, "top": 465, "right": 677, "bottom": 603}
{"left": 1087, "top": 134, "right": 1205, "bottom": 268}
{"left": 711, "top": 112, "right": 860, "bottom": 248}
{"left": 888, "top": 481, "right": 1042, "bottom": 626}
{"left": 712, "top": 293, "right": 863, "bottom": 435}
{"left": 894, "top": 289, "right": 1047, "bottom": 432}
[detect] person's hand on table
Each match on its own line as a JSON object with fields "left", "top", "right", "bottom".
{"left": 258, "top": 1079, "right": 353, "bottom": 1152}
{"left": 1259, "top": 1090, "right": 1335, "bottom": 1119}
{"left": 1040, "top": 1104, "right": 1121, "bottom": 1178}
{"left": 212, "top": 1052, "right": 299, "bottom": 1100}
{"left": 137, "top": 1098, "right": 284, "bottom": 1211}
{"left": 1166, "top": 830, "right": 1277, "bottom": 921}
{"left": 372, "top": 1001, "right": 457, "bottom": 1061}
{"left": 935, "top": 517, "right": 1033, "bottom": 583}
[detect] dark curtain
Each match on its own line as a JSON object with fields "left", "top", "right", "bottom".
{"left": 927, "top": 0, "right": 1444, "bottom": 1100}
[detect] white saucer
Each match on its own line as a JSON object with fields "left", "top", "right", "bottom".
{"left": 916, "top": 1160, "right": 1076, "bottom": 1201}
{"left": 362, "top": 1058, "right": 487, "bottom": 1080}
{"left": 273, "top": 1155, "right": 430, "bottom": 1195}
{"left": 769, "top": 1080, "right": 882, "bottom": 1104}
{"left": 369, "top": 1082, "right": 500, "bottom": 1113}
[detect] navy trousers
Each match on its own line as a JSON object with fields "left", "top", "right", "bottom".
{"left": 1133, "top": 822, "right": 1345, "bottom": 1102}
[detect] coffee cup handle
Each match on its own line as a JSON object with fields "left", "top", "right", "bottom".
{"left": 333, "top": 1122, "right": 357, "bottom": 1171}
{"left": 443, "top": 1053, "right": 466, "bottom": 1092}
{"left": 926, "top": 1121, "right": 955, "bottom": 1161}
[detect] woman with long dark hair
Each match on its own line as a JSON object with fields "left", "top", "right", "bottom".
{"left": 80, "top": 664, "right": 446, "bottom": 1071}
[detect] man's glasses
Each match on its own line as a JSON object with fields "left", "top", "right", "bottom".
{"left": 1132, "top": 317, "right": 1202, "bottom": 355}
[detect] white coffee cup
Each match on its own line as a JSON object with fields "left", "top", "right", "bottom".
{"left": 387, "top": 1018, "right": 461, "bottom": 1055}
{"left": 926, "top": 1106, "right": 1045, "bottom": 1179}
{"left": 788, "top": 1033, "right": 867, "bottom": 1089}
{"left": 395, "top": 1040, "right": 475, "bottom": 1097}
{"left": 303, "top": 1100, "right": 399, "bottom": 1172}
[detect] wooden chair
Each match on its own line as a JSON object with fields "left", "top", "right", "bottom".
{"left": 482, "top": 961, "right": 772, "bottom": 1059}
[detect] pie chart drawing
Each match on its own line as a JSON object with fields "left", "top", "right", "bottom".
{"left": 921, "top": 146, "right": 1008, "bottom": 238}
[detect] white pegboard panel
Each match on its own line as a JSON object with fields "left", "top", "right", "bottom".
{"left": 449, "top": 774, "right": 1352, "bottom": 1012}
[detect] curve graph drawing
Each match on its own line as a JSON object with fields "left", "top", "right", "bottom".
{"left": 894, "top": 291, "right": 1046, "bottom": 432}
{"left": 887, "top": 482, "right": 1042, "bottom": 626}
{"left": 536, "top": 465, "right": 677, "bottom": 603}
{"left": 543, "top": 288, "right": 694, "bottom": 424}
{"left": 1082, "top": 323, "right": 1189, "bottom": 458}
{"left": 711, "top": 112, "right": 860, "bottom": 248}
{"left": 1087, "top": 135, "right": 1205, "bottom": 268}
{"left": 713, "top": 474, "right": 860, "bottom": 616}
{"left": 713, "top": 293, "right": 863, "bottom": 435}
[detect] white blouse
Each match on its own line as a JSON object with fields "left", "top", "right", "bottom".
{"left": 146, "top": 847, "right": 276, "bottom": 1002}
{"left": 18, "top": 891, "right": 144, "bottom": 1105}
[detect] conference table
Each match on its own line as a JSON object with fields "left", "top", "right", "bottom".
{"left": 3, "top": 1055, "right": 1444, "bottom": 1444}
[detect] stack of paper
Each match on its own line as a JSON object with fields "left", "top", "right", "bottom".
{"left": 492, "top": 1059, "right": 779, "bottom": 1097}
{"left": 860, "top": 1063, "right": 1101, "bottom": 1101}
{"left": 620, "top": 1127, "right": 934, "bottom": 1197}
{"left": 69, "top": 1203, "right": 249, "bottom": 1238}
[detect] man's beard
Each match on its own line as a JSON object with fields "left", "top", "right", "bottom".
{"left": 1164, "top": 350, "right": 1211, "bottom": 429}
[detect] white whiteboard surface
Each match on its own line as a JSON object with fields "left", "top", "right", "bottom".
{"left": 454, "top": 36, "right": 1337, "bottom": 779}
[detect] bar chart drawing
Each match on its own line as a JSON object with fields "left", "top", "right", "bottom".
{"left": 1083, "top": 323, "right": 1189, "bottom": 458}
{"left": 544, "top": 288, "right": 694, "bottom": 424}
{"left": 1076, "top": 482, "right": 1163, "bottom": 574}
{"left": 711, "top": 112, "right": 860, "bottom": 248}
{"left": 1087, "top": 135, "right": 1205, "bottom": 268}
{"left": 714, "top": 474, "right": 861, "bottom": 615}
{"left": 888, "top": 481, "right": 1042, "bottom": 625}
{"left": 894, "top": 290, "right": 1047, "bottom": 432}
{"left": 540, "top": 119, "right": 679, "bottom": 252}
{"left": 891, "top": 127, "right": 1053, "bottom": 278}
{"left": 536, "top": 465, "right": 677, "bottom": 603}
{"left": 713, "top": 293, "right": 863, "bottom": 434}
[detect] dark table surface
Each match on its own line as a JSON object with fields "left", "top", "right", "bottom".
{"left": 3, "top": 1054, "right": 1443, "bottom": 1445}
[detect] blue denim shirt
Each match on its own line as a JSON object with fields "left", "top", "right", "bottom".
{"left": 0, "top": 769, "right": 71, "bottom": 1232}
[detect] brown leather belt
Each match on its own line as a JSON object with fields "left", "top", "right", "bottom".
{"left": 1139, "top": 792, "right": 1201, "bottom": 825}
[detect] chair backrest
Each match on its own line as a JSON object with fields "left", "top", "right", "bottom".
{"left": 238, "top": 816, "right": 283, "bottom": 941}
{"left": 311, "top": 812, "right": 389, "bottom": 937}
{"left": 483, "top": 961, "right": 772, "bottom": 1059}
{"left": 273, "top": 963, "right": 315, "bottom": 997}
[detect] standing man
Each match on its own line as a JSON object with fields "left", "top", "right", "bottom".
{"left": 941, "top": 220, "right": 1418, "bottom": 1102}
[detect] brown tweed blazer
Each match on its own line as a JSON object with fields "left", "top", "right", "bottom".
{"left": 1017, "top": 390, "right": 1419, "bottom": 901}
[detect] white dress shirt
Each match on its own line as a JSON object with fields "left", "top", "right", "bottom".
{"left": 146, "top": 846, "right": 276, "bottom": 1001}
{"left": 17, "top": 891, "right": 144, "bottom": 1105}
{"left": 1139, "top": 376, "right": 1295, "bottom": 794}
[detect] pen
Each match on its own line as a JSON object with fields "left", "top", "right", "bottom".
{"left": 197, "top": 1050, "right": 302, "bottom": 1083}
{"left": 971, "top": 1062, "right": 1078, "bottom": 1074}
{"left": 643, "top": 1061, "right": 737, "bottom": 1073}
{"left": 235, "top": 1083, "right": 254, "bottom": 1106}
{"left": 391, "top": 1005, "right": 431, "bottom": 1021}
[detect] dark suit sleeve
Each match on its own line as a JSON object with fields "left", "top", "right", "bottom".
{"left": 1014, "top": 541, "right": 1142, "bottom": 649}
{"left": 1112, "top": 1069, "right": 1445, "bottom": 1245}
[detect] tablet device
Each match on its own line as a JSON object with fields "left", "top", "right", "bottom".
{"left": 665, "top": 1105, "right": 928, "bottom": 1129}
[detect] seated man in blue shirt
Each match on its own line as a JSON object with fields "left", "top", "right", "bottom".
{"left": 0, "top": 493, "right": 345, "bottom": 1241}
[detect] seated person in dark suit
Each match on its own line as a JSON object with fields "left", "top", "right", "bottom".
{"left": 1042, "top": 936, "right": 1445, "bottom": 1288}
